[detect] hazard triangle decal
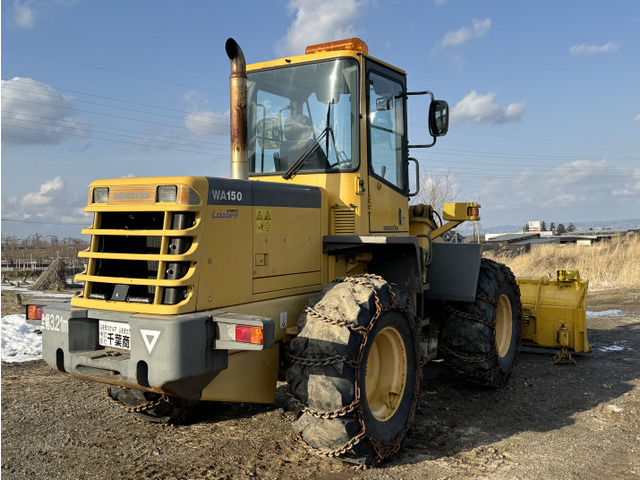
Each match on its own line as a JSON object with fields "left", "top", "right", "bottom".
{"left": 140, "top": 329, "right": 161, "bottom": 353}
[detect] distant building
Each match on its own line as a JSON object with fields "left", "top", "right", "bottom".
{"left": 528, "top": 220, "right": 541, "bottom": 233}
{"left": 482, "top": 228, "right": 636, "bottom": 254}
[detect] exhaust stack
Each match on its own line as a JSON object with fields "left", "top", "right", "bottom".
{"left": 226, "top": 38, "right": 248, "bottom": 180}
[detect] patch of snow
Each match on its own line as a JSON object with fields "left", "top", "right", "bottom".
{"left": 598, "top": 341, "right": 632, "bottom": 353}
{"left": 1, "top": 284, "right": 74, "bottom": 299}
{"left": 1, "top": 314, "right": 42, "bottom": 362}
{"left": 587, "top": 309, "right": 623, "bottom": 318}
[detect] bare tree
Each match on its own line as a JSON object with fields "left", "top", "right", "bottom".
{"left": 412, "top": 167, "right": 460, "bottom": 214}
{"left": 412, "top": 168, "right": 480, "bottom": 240}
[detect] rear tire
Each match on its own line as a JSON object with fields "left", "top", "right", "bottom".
{"left": 287, "top": 275, "right": 421, "bottom": 465}
{"left": 439, "top": 258, "right": 522, "bottom": 387}
{"left": 106, "top": 386, "right": 196, "bottom": 424}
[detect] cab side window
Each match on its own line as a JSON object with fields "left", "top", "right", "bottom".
{"left": 368, "top": 70, "right": 406, "bottom": 191}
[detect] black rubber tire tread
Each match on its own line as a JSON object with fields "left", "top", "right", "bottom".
{"left": 107, "top": 386, "right": 195, "bottom": 424}
{"left": 287, "top": 275, "right": 421, "bottom": 465}
{"left": 439, "top": 258, "right": 522, "bottom": 387}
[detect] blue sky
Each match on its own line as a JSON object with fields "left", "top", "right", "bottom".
{"left": 2, "top": 0, "right": 639, "bottom": 238}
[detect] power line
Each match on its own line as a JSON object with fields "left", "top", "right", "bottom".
{"left": 2, "top": 123, "right": 230, "bottom": 158}
{"left": 2, "top": 47, "right": 224, "bottom": 95}
{"left": 2, "top": 88, "right": 229, "bottom": 129}
{"left": 4, "top": 79, "right": 637, "bottom": 162}
{"left": 4, "top": 79, "right": 227, "bottom": 118}
{"left": 2, "top": 95, "right": 228, "bottom": 135}
{"left": 416, "top": 155, "right": 635, "bottom": 174}
{"left": 2, "top": 111, "right": 231, "bottom": 152}
{"left": 433, "top": 147, "right": 639, "bottom": 162}
{"left": 450, "top": 128, "right": 640, "bottom": 150}
{"left": 1, "top": 218, "right": 88, "bottom": 226}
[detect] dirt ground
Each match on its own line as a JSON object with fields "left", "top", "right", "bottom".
{"left": 2, "top": 287, "right": 639, "bottom": 480}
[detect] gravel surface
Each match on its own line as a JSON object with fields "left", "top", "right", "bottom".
{"left": 2, "top": 287, "right": 639, "bottom": 479}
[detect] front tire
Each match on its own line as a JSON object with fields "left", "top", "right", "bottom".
{"left": 439, "top": 258, "right": 522, "bottom": 387}
{"left": 287, "top": 275, "right": 421, "bottom": 465}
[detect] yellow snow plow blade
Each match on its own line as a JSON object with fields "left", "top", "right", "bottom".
{"left": 516, "top": 270, "right": 591, "bottom": 364}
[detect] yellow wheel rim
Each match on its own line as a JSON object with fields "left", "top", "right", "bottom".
{"left": 495, "top": 294, "right": 513, "bottom": 358}
{"left": 364, "top": 326, "right": 407, "bottom": 421}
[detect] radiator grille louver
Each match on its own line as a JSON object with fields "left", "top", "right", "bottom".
{"left": 76, "top": 210, "right": 197, "bottom": 309}
{"left": 332, "top": 206, "right": 357, "bottom": 235}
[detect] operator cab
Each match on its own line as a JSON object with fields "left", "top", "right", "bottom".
{"left": 247, "top": 39, "right": 447, "bottom": 185}
{"left": 246, "top": 38, "right": 448, "bottom": 233}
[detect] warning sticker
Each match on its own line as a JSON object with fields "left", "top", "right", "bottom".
{"left": 256, "top": 209, "right": 272, "bottom": 233}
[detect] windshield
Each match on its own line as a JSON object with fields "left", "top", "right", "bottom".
{"left": 247, "top": 58, "right": 359, "bottom": 175}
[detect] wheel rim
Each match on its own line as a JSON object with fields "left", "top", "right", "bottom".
{"left": 495, "top": 294, "right": 513, "bottom": 358}
{"left": 364, "top": 326, "right": 407, "bottom": 421}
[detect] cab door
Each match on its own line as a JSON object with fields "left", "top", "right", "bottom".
{"left": 366, "top": 62, "right": 410, "bottom": 233}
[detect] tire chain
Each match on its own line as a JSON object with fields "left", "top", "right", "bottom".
{"left": 289, "top": 353, "right": 359, "bottom": 368}
{"left": 443, "top": 260, "right": 523, "bottom": 386}
{"left": 289, "top": 275, "right": 423, "bottom": 466}
{"left": 438, "top": 343, "right": 497, "bottom": 363}
{"left": 444, "top": 305, "right": 495, "bottom": 329}
{"left": 105, "top": 386, "right": 174, "bottom": 425}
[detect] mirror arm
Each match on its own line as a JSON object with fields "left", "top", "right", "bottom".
{"left": 405, "top": 90, "right": 435, "bottom": 101}
{"left": 405, "top": 91, "right": 446, "bottom": 149}
{"left": 408, "top": 138, "right": 437, "bottom": 149}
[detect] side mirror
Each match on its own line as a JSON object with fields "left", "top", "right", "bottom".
{"left": 429, "top": 100, "right": 449, "bottom": 137}
{"left": 376, "top": 96, "right": 394, "bottom": 111}
{"left": 257, "top": 117, "right": 282, "bottom": 149}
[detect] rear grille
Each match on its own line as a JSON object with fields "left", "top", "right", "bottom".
{"left": 331, "top": 206, "right": 357, "bottom": 235}
{"left": 76, "top": 210, "right": 198, "bottom": 309}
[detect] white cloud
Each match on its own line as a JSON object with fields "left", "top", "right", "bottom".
{"left": 1, "top": 77, "right": 88, "bottom": 146}
{"left": 13, "top": 0, "right": 35, "bottom": 28}
{"left": 546, "top": 159, "right": 609, "bottom": 190}
{"left": 569, "top": 41, "right": 620, "bottom": 56}
{"left": 612, "top": 168, "right": 640, "bottom": 197}
{"left": 276, "top": 0, "right": 364, "bottom": 57}
{"left": 434, "top": 0, "right": 449, "bottom": 5}
{"left": 635, "top": 113, "right": 640, "bottom": 122}
{"left": 9, "top": 0, "right": 77, "bottom": 28}
{"left": 435, "top": 18, "right": 491, "bottom": 51}
{"left": 483, "top": 159, "right": 640, "bottom": 215}
{"left": 22, "top": 177, "right": 67, "bottom": 207}
{"left": 451, "top": 90, "right": 524, "bottom": 125}
{"left": 184, "top": 111, "right": 229, "bottom": 136}
{"left": 2, "top": 177, "right": 91, "bottom": 225}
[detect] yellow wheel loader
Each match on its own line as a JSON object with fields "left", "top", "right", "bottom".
{"left": 33, "top": 38, "right": 589, "bottom": 466}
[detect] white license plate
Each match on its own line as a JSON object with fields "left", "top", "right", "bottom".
{"left": 98, "top": 320, "right": 132, "bottom": 350}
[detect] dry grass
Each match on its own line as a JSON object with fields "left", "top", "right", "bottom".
{"left": 484, "top": 235, "right": 640, "bottom": 290}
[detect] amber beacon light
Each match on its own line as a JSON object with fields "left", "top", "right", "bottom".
{"left": 305, "top": 38, "right": 369, "bottom": 55}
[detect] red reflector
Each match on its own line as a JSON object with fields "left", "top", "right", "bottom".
{"left": 235, "top": 325, "right": 264, "bottom": 345}
{"left": 467, "top": 207, "right": 479, "bottom": 217}
{"left": 27, "top": 305, "right": 43, "bottom": 320}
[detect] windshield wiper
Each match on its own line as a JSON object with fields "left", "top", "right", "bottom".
{"left": 282, "top": 126, "right": 331, "bottom": 180}
{"left": 282, "top": 102, "right": 334, "bottom": 180}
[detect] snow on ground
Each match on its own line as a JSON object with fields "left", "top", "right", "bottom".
{"left": 1, "top": 286, "right": 74, "bottom": 363}
{"left": 587, "top": 309, "right": 623, "bottom": 317}
{"left": 598, "top": 342, "right": 632, "bottom": 353}
{"left": 2, "top": 314, "right": 42, "bottom": 362}
{"left": 2, "top": 283, "right": 77, "bottom": 299}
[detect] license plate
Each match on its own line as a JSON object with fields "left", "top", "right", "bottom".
{"left": 98, "top": 320, "right": 132, "bottom": 350}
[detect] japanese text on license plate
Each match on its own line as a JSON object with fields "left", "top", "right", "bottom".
{"left": 98, "top": 320, "right": 131, "bottom": 350}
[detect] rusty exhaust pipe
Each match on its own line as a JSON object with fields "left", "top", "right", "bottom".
{"left": 226, "top": 38, "right": 249, "bottom": 180}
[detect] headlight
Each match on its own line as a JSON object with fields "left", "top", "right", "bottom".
{"left": 92, "top": 187, "right": 109, "bottom": 203}
{"left": 157, "top": 185, "right": 177, "bottom": 202}
{"left": 157, "top": 185, "right": 200, "bottom": 205}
